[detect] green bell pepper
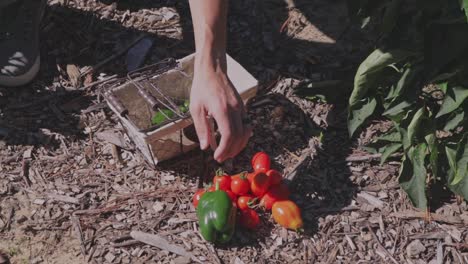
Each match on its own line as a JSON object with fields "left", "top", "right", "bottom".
{"left": 196, "top": 183, "right": 237, "bottom": 243}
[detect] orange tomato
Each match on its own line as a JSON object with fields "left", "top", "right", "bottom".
{"left": 272, "top": 200, "right": 303, "bottom": 230}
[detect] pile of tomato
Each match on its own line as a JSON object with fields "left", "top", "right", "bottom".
{"left": 193, "top": 152, "right": 303, "bottom": 231}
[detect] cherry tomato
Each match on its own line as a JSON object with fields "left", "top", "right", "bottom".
{"left": 251, "top": 152, "right": 271, "bottom": 172}
{"left": 250, "top": 171, "right": 270, "bottom": 197}
{"left": 231, "top": 172, "right": 250, "bottom": 195}
{"left": 213, "top": 169, "right": 231, "bottom": 191}
{"left": 260, "top": 183, "right": 290, "bottom": 210}
{"left": 266, "top": 169, "right": 282, "bottom": 186}
{"left": 192, "top": 189, "right": 206, "bottom": 208}
{"left": 247, "top": 172, "right": 255, "bottom": 184}
{"left": 225, "top": 190, "right": 238, "bottom": 204}
{"left": 237, "top": 195, "right": 256, "bottom": 210}
{"left": 272, "top": 200, "right": 303, "bottom": 230}
{"left": 239, "top": 208, "right": 260, "bottom": 229}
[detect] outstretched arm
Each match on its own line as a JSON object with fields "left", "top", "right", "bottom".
{"left": 188, "top": 0, "right": 251, "bottom": 163}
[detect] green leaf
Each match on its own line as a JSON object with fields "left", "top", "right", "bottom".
{"left": 446, "top": 135, "right": 468, "bottom": 187}
{"left": 348, "top": 97, "right": 377, "bottom": 136}
{"left": 399, "top": 143, "right": 428, "bottom": 209}
{"left": 380, "top": 143, "right": 402, "bottom": 165}
{"left": 151, "top": 109, "right": 175, "bottom": 125}
{"left": 460, "top": 0, "right": 468, "bottom": 22}
{"left": 376, "top": 130, "right": 402, "bottom": 142}
{"left": 443, "top": 111, "right": 465, "bottom": 131}
{"left": 350, "top": 49, "right": 413, "bottom": 106}
{"left": 386, "top": 66, "right": 419, "bottom": 100}
{"left": 361, "top": 16, "right": 371, "bottom": 28}
{"left": 407, "top": 107, "right": 426, "bottom": 147}
{"left": 436, "top": 86, "right": 468, "bottom": 117}
{"left": 438, "top": 82, "right": 448, "bottom": 93}
{"left": 383, "top": 100, "right": 413, "bottom": 117}
{"left": 425, "top": 133, "right": 439, "bottom": 179}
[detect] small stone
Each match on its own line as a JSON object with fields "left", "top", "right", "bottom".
{"left": 115, "top": 213, "right": 126, "bottom": 221}
{"left": 105, "top": 252, "right": 116, "bottom": 263}
{"left": 33, "top": 198, "right": 46, "bottom": 205}
{"left": 153, "top": 201, "right": 165, "bottom": 213}
{"left": 406, "top": 239, "right": 426, "bottom": 257}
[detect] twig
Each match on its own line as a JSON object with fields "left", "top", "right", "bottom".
{"left": 72, "top": 216, "right": 87, "bottom": 258}
{"left": 47, "top": 193, "right": 81, "bottom": 205}
{"left": 0, "top": 152, "right": 21, "bottom": 164}
{"left": 279, "top": 13, "right": 292, "bottom": 33}
{"left": 208, "top": 244, "right": 222, "bottom": 264}
{"left": 78, "top": 74, "right": 118, "bottom": 90}
{"left": 390, "top": 211, "right": 465, "bottom": 225}
{"left": 0, "top": 207, "right": 14, "bottom": 232}
{"left": 325, "top": 246, "right": 339, "bottom": 264}
{"left": 80, "top": 34, "right": 146, "bottom": 77}
{"left": 130, "top": 231, "right": 200, "bottom": 263}
{"left": 21, "top": 159, "right": 31, "bottom": 187}
{"left": 284, "top": 148, "right": 314, "bottom": 181}
{"left": 344, "top": 153, "right": 402, "bottom": 163}
{"left": 111, "top": 235, "right": 141, "bottom": 248}
{"left": 367, "top": 223, "right": 399, "bottom": 264}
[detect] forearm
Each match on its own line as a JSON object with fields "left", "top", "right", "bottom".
{"left": 188, "top": 0, "right": 228, "bottom": 73}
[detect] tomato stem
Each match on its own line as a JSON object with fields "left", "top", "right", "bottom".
{"left": 239, "top": 171, "right": 248, "bottom": 180}
{"left": 215, "top": 168, "right": 225, "bottom": 176}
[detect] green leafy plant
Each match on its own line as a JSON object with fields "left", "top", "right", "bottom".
{"left": 347, "top": 0, "right": 468, "bottom": 209}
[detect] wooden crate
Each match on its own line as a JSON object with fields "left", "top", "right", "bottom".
{"left": 105, "top": 53, "right": 258, "bottom": 166}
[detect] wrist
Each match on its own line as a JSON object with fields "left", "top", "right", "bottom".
{"left": 194, "top": 33, "right": 227, "bottom": 74}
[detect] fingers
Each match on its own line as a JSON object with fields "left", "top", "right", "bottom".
{"left": 190, "top": 103, "right": 211, "bottom": 150}
{"left": 213, "top": 103, "right": 251, "bottom": 163}
{"left": 213, "top": 106, "right": 235, "bottom": 162}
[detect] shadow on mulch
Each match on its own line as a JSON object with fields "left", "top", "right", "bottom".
{"left": 1, "top": 0, "right": 362, "bottom": 245}
{"left": 0, "top": 1, "right": 193, "bottom": 147}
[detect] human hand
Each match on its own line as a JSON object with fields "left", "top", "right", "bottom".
{"left": 190, "top": 61, "right": 252, "bottom": 163}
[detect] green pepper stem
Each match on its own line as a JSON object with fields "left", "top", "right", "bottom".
{"left": 215, "top": 181, "right": 220, "bottom": 191}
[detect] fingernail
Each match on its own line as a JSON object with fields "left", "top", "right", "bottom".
{"left": 200, "top": 139, "right": 207, "bottom": 150}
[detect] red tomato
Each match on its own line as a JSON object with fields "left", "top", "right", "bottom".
{"left": 192, "top": 189, "right": 205, "bottom": 208}
{"left": 251, "top": 152, "right": 271, "bottom": 172}
{"left": 237, "top": 195, "right": 256, "bottom": 210}
{"left": 239, "top": 208, "right": 260, "bottom": 229}
{"left": 207, "top": 185, "right": 216, "bottom": 192}
{"left": 231, "top": 172, "right": 250, "bottom": 195}
{"left": 266, "top": 169, "right": 282, "bottom": 186}
{"left": 225, "top": 190, "right": 238, "bottom": 203}
{"left": 251, "top": 172, "right": 270, "bottom": 197}
{"left": 260, "top": 183, "right": 290, "bottom": 210}
{"left": 272, "top": 200, "right": 303, "bottom": 230}
{"left": 213, "top": 170, "right": 231, "bottom": 191}
{"left": 247, "top": 172, "right": 255, "bottom": 184}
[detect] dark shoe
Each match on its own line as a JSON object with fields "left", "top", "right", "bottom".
{"left": 0, "top": 0, "right": 46, "bottom": 87}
